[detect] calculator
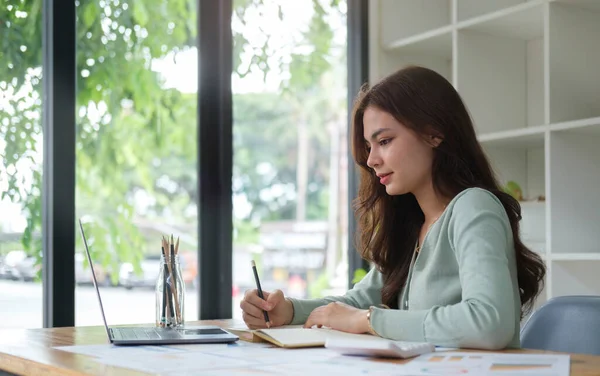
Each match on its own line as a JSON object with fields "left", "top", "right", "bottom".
{"left": 324, "top": 338, "right": 436, "bottom": 359}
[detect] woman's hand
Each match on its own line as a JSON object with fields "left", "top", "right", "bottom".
{"left": 240, "top": 289, "right": 294, "bottom": 329}
{"left": 304, "top": 302, "right": 370, "bottom": 334}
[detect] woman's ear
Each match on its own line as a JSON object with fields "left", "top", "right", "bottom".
{"left": 422, "top": 126, "right": 444, "bottom": 148}
{"left": 427, "top": 134, "right": 443, "bottom": 148}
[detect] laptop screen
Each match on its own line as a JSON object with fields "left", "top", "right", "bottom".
{"left": 78, "top": 219, "right": 112, "bottom": 340}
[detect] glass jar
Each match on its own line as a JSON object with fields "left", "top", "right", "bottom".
{"left": 170, "top": 254, "right": 185, "bottom": 326}
{"left": 155, "top": 254, "right": 185, "bottom": 327}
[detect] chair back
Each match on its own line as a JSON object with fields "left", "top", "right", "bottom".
{"left": 521, "top": 295, "right": 600, "bottom": 355}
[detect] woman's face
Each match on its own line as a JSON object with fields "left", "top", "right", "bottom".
{"left": 363, "top": 106, "right": 437, "bottom": 196}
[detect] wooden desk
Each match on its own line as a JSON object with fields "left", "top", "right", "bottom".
{"left": 0, "top": 320, "right": 599, "bottom": 376}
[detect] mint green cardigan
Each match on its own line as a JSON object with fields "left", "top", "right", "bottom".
{"left": 288, "top": 188, "right": 521, "bottom": 350}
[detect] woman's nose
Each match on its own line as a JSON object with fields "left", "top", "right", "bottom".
{"left": 366, "top": 150, "right": 380, "bottom": 169}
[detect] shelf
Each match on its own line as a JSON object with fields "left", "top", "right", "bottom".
{"left": 484, "top": 144, "right": 545, "bottom": 202}
{"left": 551, "top": 0, "right": 600, "bottom": 12}
{"left": 372, "top": 0, "right": 600, "bottom": 305}
{"left": 549, "top": 131, "right": 600, "bottom": 254}
{"left": 380, "top": 0, "right": 452, "bottom": 48}
{"left": 478, "top": 126, "right": 546, "bottom": 148}
{"left": 384, "top": 26, "right": 452, "bottom": 53}
{"left": 552, "top": 253, "right": 600, "bottom": 261}
{"left": 478, "top": 117, "right": 600, "bottom": 140}
{"left": 375, "top": 28, "right": 452, "bottom": 84}
{"left": 549, "top": 116, "right": 600, "bottom": 135}
{"left": 456, "top": 17, "right": 544, "bottom": 133}
{"left": 520, "top": 201, "right": 546, "bottom": 252}
{"left": 549, "top": 1, "right": 600, "bottom": 123}
{"left": 524, "top": 242, "right": 547, "bottom": 260}
{"left": 457, "top": 0, "right": 530, "bottom": 22}
{"left": 551, "top": 261, "right": 600, "bottom": 297}
{"left": 457, "top": 0, "right": 544, "bottom": 40}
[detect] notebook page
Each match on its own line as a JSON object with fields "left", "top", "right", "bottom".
{"left": 257, "top": 327, "right": 386, "bottom": 347}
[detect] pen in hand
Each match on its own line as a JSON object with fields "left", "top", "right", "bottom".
{"left": 251, "top": 260, "right": 271, "bottom": 328}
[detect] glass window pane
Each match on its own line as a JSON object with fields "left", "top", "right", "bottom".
{"left": 0, "top": 2, "right": 44, "bottom": 328}
{"left": 231, "top": 0, "right": 348, "bottom": 319}
{"left": 75, "top": 0, "right": 198, "bottom": 326}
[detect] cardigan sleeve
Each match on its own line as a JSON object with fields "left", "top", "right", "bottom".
{"left": 287, "top": 265, "right": 383, "bottom": 325}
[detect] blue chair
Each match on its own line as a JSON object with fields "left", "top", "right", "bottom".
{"left": 520, "top": 295, "right": 600, "bottom": 355}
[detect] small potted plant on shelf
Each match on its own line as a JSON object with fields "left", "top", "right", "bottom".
{"left": 502, "top": 180, "right": 545, "bottom": 202}
{"left": 502, "top": 180, "right": 545, "bottom": 253}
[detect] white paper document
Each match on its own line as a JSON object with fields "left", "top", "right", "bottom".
{"left": 55, "top": 344, "right": 570, "bottom": 375}
{"left": 402, "top": 351, "right": 570, "bottom": 376}
{"left": 55, "top": 342, "right": 424, "bottom": 375}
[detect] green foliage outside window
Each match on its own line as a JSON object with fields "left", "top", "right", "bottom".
{"left": 1, "top": 0, "right": 347, "bottom": 286}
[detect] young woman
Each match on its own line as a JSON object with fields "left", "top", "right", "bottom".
{"left": 239, "top": 66, "right": 546, "bottom": 350}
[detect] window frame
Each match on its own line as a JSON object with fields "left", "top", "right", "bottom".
{"left": 41, "top": 0, "right": 368, "bottom": 326}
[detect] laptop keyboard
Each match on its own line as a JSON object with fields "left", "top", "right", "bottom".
{"left": 112, "top": 327, "right": 162, "bottom": 340}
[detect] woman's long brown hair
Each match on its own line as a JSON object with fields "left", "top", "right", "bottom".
{"left": 351, "top": 66, "right": 546, "bottom": 318}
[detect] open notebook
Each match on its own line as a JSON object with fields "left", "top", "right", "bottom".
{"left": 228, "top": 325, "right": 393, "bottom": 348}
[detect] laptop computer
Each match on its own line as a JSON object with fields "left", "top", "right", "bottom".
{"left": 78, "top": 219, "right": 239, "bottom": 346}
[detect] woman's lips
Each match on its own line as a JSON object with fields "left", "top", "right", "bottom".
{"left": 379, "top": 173, "right": 392, "bottom": 185}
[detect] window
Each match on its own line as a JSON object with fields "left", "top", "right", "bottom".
{"left": 231, "top": 0, "right": 349, "bottom": 318}
{"left": 74, "top": 0, "right": 199, "bottom": 325}
{"left": 0, "top": 2, "right": 44, "bottom": 328}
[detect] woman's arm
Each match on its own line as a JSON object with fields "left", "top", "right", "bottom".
{"left": 369, "top": 190, "right": 517, "bottom": 350}
{"left": 287, "top": 265, "right": 383, "bottom": 325}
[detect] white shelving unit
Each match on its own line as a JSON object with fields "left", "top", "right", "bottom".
{"left": 369, "top": 0, "right": 600, "bottom": 315}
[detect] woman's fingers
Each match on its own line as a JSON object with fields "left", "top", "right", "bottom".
{"left": 243, "top": 289, "right": 271, "bottom": 310}
{"left": 304, "top": 307, "right": 325, "bottom": 329}
{"left": 240, "top": 289, "right": 273, "bottom": 329}
{"left": 240, "top": 299, "right": 264, "bottom": 319}
{"left": 242, "top": 311, "right": 269, "bottom": 329}
{"left": 304, "top": 314, "right": 317, "bottom": 328}
{"left": 264, "top": 289, "right": 284, "bottom": 308}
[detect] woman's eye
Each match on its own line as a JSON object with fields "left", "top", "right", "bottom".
{"left": 379, "top": 138, "right": 391, "bottom": 146}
